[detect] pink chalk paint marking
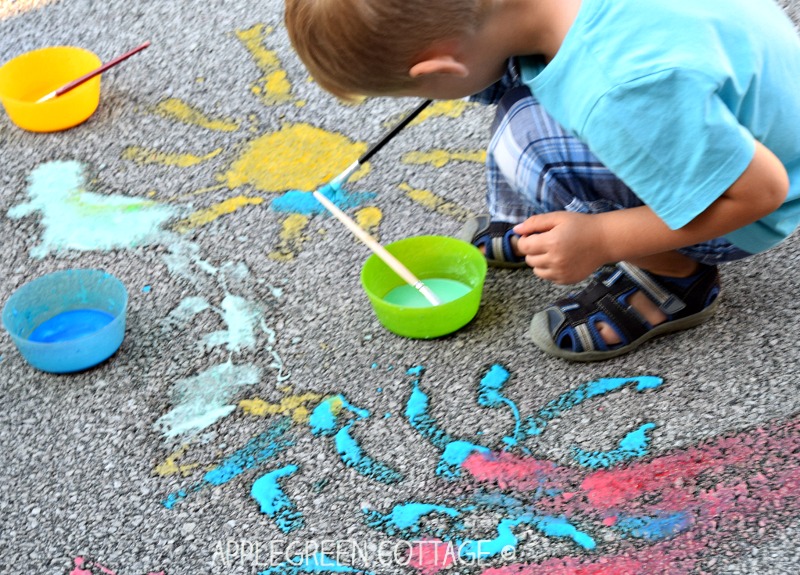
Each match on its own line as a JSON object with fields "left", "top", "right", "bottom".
{"left": 406, "top": 538, "right": 458, "bottom": 575}
{"left": 70, "top": 557, "right": 165, "bottom": 575}
{"left": 449, "top": 416, "right": 800, "bottom": 575}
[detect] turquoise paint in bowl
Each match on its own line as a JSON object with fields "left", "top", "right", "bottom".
{"left": 2, "top": 269, "right": 128, "bottom": 373}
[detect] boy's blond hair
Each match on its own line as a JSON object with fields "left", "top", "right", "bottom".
{"left": 285, "top": 0, "right": 490, "bottom": 99}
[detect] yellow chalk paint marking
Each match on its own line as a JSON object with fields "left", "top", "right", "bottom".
{"left": 400, "top": 183, "right": 473, "bottom": 222}
{"left": 151, "top": 98, "right": 240, "bottom": 132}
{"left": 402, "top": 149, "right": 486, "bottom": 168}
{"left": 221, "top": 122, "right": 368, "bottom": 192}
{"left": 269, "top": 214, "right": 311, "bottom": 261}
{"left": 239, "top": 391, "right": 326, "bottom": 424}
{"left": 405, "top": 100, "right": 472, "bottom": 126}
{"left": 174, "top": 195, "right": 264, "bottom": 233}
{"left": 122, "top": 146, "right": 223, "bottom": 168}
{"left": 355, "top": 206, "right": 382, "bottom": 239}
{"left": 153, "top": 445, "right": 199, "bottom": 477}
{"left": 235, "top": 24, "right": 294, "bottom": 105}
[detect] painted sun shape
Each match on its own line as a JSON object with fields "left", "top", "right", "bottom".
{"left": 121, "top": 23, "right": 376, "bottom": 261}
{"left": 122, "top": 23, "right": 480, "bottom": 260}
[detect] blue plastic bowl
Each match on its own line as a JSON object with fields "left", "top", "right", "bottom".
{"left": 2, "top": 269, "right": 128, "bottom": 373}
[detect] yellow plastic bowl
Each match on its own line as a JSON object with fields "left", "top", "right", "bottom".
{"left": 0, "top": 46, "right": 102, "bottom": 132}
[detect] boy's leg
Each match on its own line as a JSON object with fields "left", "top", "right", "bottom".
{"left": 485, "top": 86, "right": 639, "bottom": 224}
{"left": 474, "top": 86, "right": 753, "bottom": 359}
{"left": 460, "top": 85, "right": 641, "bottom": 266}
{"left": 478, "top": 85, "right": 751, "bottom": 261}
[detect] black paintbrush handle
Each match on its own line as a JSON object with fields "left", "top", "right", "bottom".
{"left": 358, "top": 99, "right": 433, "bottom": 165}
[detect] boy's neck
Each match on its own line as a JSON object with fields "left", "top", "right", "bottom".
{"left": 495, "top": 0, "right": 582, "bottom": 61}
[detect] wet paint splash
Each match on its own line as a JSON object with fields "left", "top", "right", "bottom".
{"left": 310, "top": 395, "right": 403, "bottom": 484}
{"left": 240, "top": 390, "right": 325, "bottom": 424}
{"left": 174, "top": 195, "right": 264, "bottom": 233}
{"left": 153, "top": 361, "right": 262, "bottom": 439}
{"left": 8, "top": 160, "right": 176, "bottom": 258}
{"left": 400, "top": 184, "right": 473, "bottom": 223}
{"left": 251, "top": 464, "right": 304, "bottom": 533}
{"left": 202, "top": 295, "right": 263, "bottom": 353}
{"left": 163, "top": 417, "right": 293, "bottom": 509}
{"left": 235, "top": 24, "right": 296, "bottom": 106}
{"left": 150, "top": 97, "right": 240, "bottom": 131}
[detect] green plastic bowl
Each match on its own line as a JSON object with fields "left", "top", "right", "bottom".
{"left": 360, "top": 235, "right": 487, "bottom": 339}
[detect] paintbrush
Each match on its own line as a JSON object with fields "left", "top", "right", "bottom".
{"left": 327, "top": 99, "right": 432, "bottom": 188}
{"left": 312, "top": 99, "right": 441, "bottom": 306}
{"left": 35, "top": 41, "right": 151, "bottom": 103}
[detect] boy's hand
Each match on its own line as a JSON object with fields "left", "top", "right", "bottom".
{"left": 514, "top": 212, "right": 610, "bottom": 284}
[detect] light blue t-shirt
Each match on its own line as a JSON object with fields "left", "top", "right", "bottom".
{"left": 520, "top": 0, "right": 800, "bottom": 254}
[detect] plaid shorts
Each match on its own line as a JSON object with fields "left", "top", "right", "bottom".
{"left": 479, "top": 83, "right": 752, "bottom": 265}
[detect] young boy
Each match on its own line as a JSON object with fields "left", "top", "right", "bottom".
{"left": 285, "top": 0, "right": 800, "bottom": 361}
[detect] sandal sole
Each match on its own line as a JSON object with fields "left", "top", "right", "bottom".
{"left": 529, "top": 295, "right": 721, "bottom": 362}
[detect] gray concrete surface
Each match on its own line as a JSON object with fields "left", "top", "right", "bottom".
{"left": 1, "top": 1, "right": 799, "bottom": 574}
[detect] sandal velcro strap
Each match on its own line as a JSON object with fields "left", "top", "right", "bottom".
{"left": 617, "top": 262, "right": 686, "bottom": 315}
{"left": 531, "top": 262, "right": 721, "bottom": 361}
{"left": 456, "top": 215, "right": 527, "bottom": 268}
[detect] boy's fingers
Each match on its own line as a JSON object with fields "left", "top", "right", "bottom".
{"left": 513, "top": 213, "right": 558, "bottom": 235}
{"left": 516, "top": 232, "right": 545, "bottom": 256}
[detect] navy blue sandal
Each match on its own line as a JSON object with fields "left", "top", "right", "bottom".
{"left": 529, "top": 262, "right": 721, "bottom": 361}
{"left": 457, "top": 215, "right": 527, "bottom": 269}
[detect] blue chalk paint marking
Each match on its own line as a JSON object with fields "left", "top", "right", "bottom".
{"left": 28, "top": 309, "right": 114, "bottom": 343}
{"left": 572, "top": 423, "right": 657, "bottom": 469}
{"left": 367, "top": 500, "right": 595, "bottom": 559}
{"left": 405, "top": 367, "right": 454, "bottom": 451}
{"left": 370, "top": 503, "right": 461, "bottom": 534}
{"left": 468, "top": 492, "right": 596, "bottom": 554}
{"left": 259, "top": 552, "right": 373, "bottom": 574}
{"left": 162, "top": 417, "right": 293, "bottom": 508}
{"left": 271, "top": 182, "right": 376, "bottom": 216}
{"left": 365, "top": 502, "right": 463, "bottom": 541}
{"left": 437, "top": 441, "right": 490, "bottom": 479}
{"left": 613, "top": 512, "right": 693, "bottom": 540}
{"left": 310, "top": 395, "right": 402, "bottom": 484}
{"left": 477, "top": 364, "right": 524, "bottom": 447}
{"left": 310, "top": 396, "right": 369, "bottom": 435}
{"left": 524, "top": 376, "right": 663, "bottom": 437}
{"left": 533, "top": 515, "right": 597, "bottom": 550}
{"left": 405, "top": 366, "right": 489, "bottom": 479}
{"left": 251, "top": 464, "right": 304, "bottom": 533}
{"left": 335, "top": 423, "right": 403, "bottom": 484}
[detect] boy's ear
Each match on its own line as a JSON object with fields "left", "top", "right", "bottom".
{"left": 409, "top": 55, "right": 469, "bottom": 79}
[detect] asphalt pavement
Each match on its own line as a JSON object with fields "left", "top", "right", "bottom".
{"left": 1, "top": 1, "right": 800, "bottom": 574}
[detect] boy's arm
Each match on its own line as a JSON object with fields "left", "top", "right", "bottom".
{"left": 515, "top": 140, "right": 789, "bottom": 284}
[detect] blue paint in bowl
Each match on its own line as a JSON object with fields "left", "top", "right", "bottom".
{"left": 2, "top": 269, "right": 128, "bottom": 373}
